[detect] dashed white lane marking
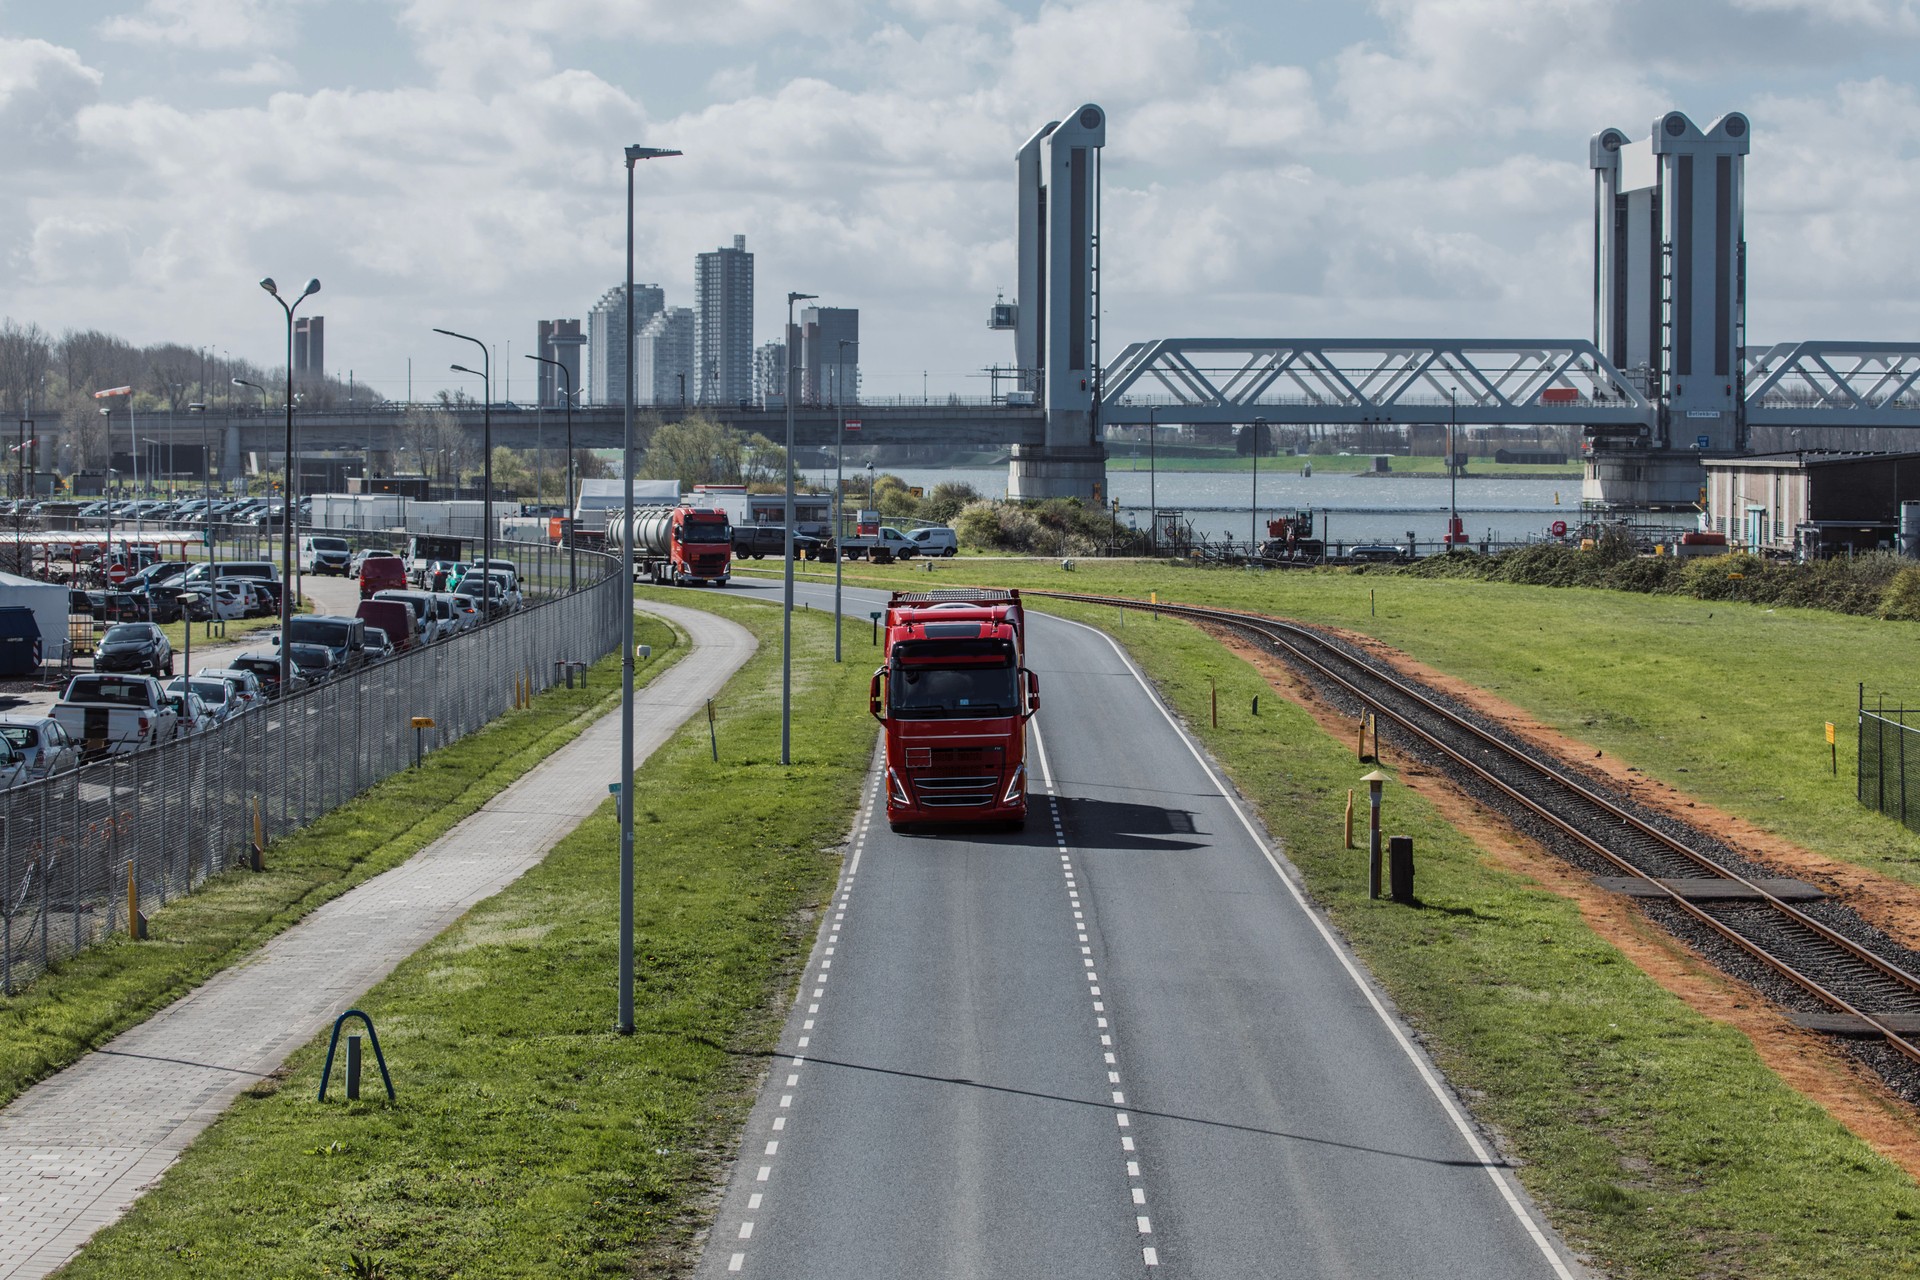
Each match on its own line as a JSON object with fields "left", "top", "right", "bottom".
{"left": 722, "top": 768, "right": 881, "bottom": 1274}
{"left": 1033, "top": 719, "right": 1159, "bottom": 1268}
{"left": 1054, "top": 614, "right": 1575, "bottom": 1280}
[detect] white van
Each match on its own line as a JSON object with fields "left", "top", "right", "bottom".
{"left": 299, "top": 535, "right": 353, "bottom": 575}
{"left": 908, "top": 526, "right": 959, "bottom": 557}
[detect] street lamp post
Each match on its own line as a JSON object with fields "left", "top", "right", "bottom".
{"left": 259, "top": 276, "right": 320, "bottom": 695}
{"left": 782, "top": 290, "right": 817, "bottom": 764}
{"left": 1447, "top": 387, "right": 1459, "bottom": 554}
{"left": 616, "top": 142, "right": 681, "bottom": 1036}
{"left": 525, "top": 353, "right": 579, "bottom": 591}
{"left": 435, "top": 329, "right": 493, "bottom": 600}
{"left": 1147, "top": 405, "right": 1158, "bottom": 555}
{"left": 865, "top": 459, "right": 874, "bottom": 510}
{"left": 834, "top": 337, "right": 856, "bottom": 663}
{"left": 1251, "top": 416, "right": 1266, "bottom": 557}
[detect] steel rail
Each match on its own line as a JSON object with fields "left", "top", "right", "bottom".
{"left": 1038, "top": 590, "right": 1920, "bottom": 1065}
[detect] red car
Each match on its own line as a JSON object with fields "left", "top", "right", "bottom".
{"left": 359, "top": 556, "right": 407, "bottom": 598}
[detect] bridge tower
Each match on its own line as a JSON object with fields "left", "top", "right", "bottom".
{"left": 1588, "top": 110, "right": 1750, "bottom": 505}
{"left": 1005, "top": 104, "right": 1108, "bottom": 501}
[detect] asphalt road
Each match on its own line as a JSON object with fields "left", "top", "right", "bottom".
{"left": 692, "top": 573, "right": 1580, "bottom": 1278}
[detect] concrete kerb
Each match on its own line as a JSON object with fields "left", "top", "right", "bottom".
{"left": 0, "top": 599, "right": 755, "bottom": 1280}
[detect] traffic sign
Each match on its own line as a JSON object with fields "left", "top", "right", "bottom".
{"left": 1550, "top": 520, "right": 1568, "bottom": 538}
{"left": 106, "top": 562, "right": 128, "bottom": 585}
{"left": 845, "top": 419, "right": 862, "bottom": 432}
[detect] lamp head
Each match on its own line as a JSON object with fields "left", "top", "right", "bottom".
{"left": 788, "top": 292, "right": 817, "bottom": 305}
{"left": 301, "top": 278, "right": 321, "bottom": 298}
{"left": 259, "top": 277, "right": 278, "bottom": 296}
{"left": 452, "top": 364, "right": 479, "bottom": 376}
{"left": 624, "top": 145, "right": 683, "bottom": 163}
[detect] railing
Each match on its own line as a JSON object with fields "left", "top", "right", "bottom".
{"left": 1859, "top": 702, "right": 1920, "bottom": 833}
{"left": 0, "top": 542, "right": 624, "bottom": 994}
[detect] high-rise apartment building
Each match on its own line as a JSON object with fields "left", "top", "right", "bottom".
{"left": 753, "top": 341, "right": 787, "bottom": 406}
{"left": 586, "top": 283, "right": 664, "bottom": 404}
{"left": 694, "top": 235, "right": 754, "bottom": 405}
{"left": 785, "top": 306, "right": 860, "bottom": 405}
{"left": 294, "top": 316, "right": 324, "bottom": 389}
{"left": 535, "top": 319, "right": 586, "bottom": 406}
{"left": 635, "top": 307, "right": 695, "bottom": 405}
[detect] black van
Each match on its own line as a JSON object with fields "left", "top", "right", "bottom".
{"left": 285, "top": 614, "right": 368, "bottom": 672}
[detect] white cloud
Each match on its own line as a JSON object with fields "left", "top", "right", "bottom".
{"left": 99, "top": 0, "right": 302, "bottom": 51}
{"left": 0, "top": 37, "right": 103, "bottom": 163}
{"left": 212, "top": 55, "right": 297, "bottom": 86}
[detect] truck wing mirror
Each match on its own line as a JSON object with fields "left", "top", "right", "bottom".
{"left": 1024, "top": 669, "right": 1040, "bottom": 717}
{"left": 869, "top": 671, "right": 885, "bottom": 721}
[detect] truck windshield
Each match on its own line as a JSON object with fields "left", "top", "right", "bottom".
{"left": 680, "top": 522, "right": 731, "bottom": 544}
{"left": 888, "top": 642, "right": 1018, "bottom": 718}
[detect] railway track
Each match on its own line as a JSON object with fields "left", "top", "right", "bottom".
{"left": 1038, "top": 591, "right": 1920, "bottom": 1071}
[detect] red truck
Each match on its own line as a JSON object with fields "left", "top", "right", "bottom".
{"left": 869, "top": 588, "right": 1040, "bottom": 831}
{"left": 605, "top": 505, "right": 732, "bottom": 586}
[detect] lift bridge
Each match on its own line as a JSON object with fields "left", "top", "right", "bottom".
{"left": 1004, "top": 104, "right": 1920, "bottom": 506}
{"left": 259, "top": 105, "right": 1920, "bottom": 506}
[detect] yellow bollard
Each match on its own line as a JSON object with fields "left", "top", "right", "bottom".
{"left": 1344, "top": 789, "right": 1355, "bottom": 850}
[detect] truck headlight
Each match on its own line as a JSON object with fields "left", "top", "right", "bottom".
{"left": 1002, "top": 763, "right": 1026, "bottom": 805}
{"left": 888, "top": 768, "right": 911, "bottom": 807}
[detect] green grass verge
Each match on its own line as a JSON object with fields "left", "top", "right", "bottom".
{"left": 1039, "top": 596, "right": 1920, "bottom": 1277}
{"left": 52, "top": 589, "right": 872, "bottom": 1279}
{"left": 0, "top": 611, "right": 683, "bottom": 1110}
{"left": 749, "top": 556, "right": 1920, "bottom": 888}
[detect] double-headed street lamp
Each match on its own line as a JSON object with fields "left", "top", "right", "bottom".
{"left": 435, "top": 328, "right": 494, "bottom": 596}
{"left": 525, "top": 353, "right": 579, "bottom": 591}
{"left": 259, "top": 276, "right": 320, "bottom": 695}
{"left": 834, "top": 336, "right": 857, "bottom": 663}
{"left": 617, "top": 142, "right": 681, "bottom": 1037}
{"left": 1251, "top": 415, "right": 1266, "bottom": 557}
{"left": 782, "top": 289, "right": 817, "bottom": 763}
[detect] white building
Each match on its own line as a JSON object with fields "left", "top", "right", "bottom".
{"left": 635, "top": 307, "right": 695, "bottom": 406}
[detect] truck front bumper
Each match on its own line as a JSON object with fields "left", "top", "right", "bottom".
{"left": 885, "top": 761, "right": 1027, "bottom": 826}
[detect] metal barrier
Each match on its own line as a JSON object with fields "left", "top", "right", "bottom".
{"left": 0, "top": 542, "right": 624, "bottom": 994}
{"left": 1859, "top": 700, "right": 1920, "bottom": 833}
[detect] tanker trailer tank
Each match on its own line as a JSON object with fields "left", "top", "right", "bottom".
{"left": 606, "top": 504, "right": 733, "bottom": 587}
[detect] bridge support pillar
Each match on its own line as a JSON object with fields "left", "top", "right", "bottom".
{"left": 222, "top": 423, "right": 242, "bottom": 482}
{"left": 1007, "top": 442, "right": 1108, "bottom": 502}
{"left": 1582, "top": 450, "right": 1706, "bottom": 510}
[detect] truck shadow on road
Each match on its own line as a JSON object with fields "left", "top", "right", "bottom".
{"left": 907, "top": 796, "right": 1207, "bottom": 852}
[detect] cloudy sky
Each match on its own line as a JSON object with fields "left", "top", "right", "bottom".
{"left": 3, "top": 0, "right": 1918, "bottom": 402}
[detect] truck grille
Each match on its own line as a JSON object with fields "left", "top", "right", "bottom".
{"left": 912, "top": 775, "right": 997, "bottom": 808}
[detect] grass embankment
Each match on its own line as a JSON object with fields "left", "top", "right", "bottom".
{"left": 0, "top": 615, "right": 681, "bottom": 1110}
{"left": 760, "top": 555, "right": 1920, "bottom": 885}
{"left": 1040, "top": 596, "right": 1920, "bottom": 1278}
{"left": 54, "top": 590, "right": 872, "bottom": 1279}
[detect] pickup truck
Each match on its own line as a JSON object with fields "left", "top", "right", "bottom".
{"left": 839, "top": 525, "right": 920, "bottom": 564}
{"left": 52, "top": 673, "right": 180, "bottom": 759}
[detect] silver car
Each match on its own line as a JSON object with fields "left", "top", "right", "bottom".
{"left": 0, "top": 715, "right": 80, "bottom": 780}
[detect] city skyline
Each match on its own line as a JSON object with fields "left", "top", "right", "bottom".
{"left": 2, "top": 2, "right": 1918, "bottom": 406}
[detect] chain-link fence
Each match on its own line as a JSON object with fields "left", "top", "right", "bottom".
{"left": 1860, "top": 702, "right": 1920, "bottom": 833}
{"left": 0, "top": 542, "right": 625, "bottom": 993}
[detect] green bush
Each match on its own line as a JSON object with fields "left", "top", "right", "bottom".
{"left": 951, "top": 497, "right": 1145, "bottom": 556}
{"left": 1881, "top": 565, "right": 1920, "bottom": 620}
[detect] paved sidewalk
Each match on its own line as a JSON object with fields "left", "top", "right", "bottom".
{"left": 0, "top": 600, "right": 754, "bottom": 1280}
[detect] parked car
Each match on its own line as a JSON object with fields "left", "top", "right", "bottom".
{"left": 300, "top": 534, "right": 354, "bottom": 575}
{"left": 94, "top": 622, "right": 174, "bottom": 677}
{"left": 907, "top": 526, "right": 959, "bottom": 557}
{"left": 359, "top": 555, "right": 407, "bottom": 598}
{"left": 165, "top": 688, "right": 218, "bottom": 735}
{"left": 197, "top": 666, "right": 266, "bottom": 710}
{"left": 285, "top": 615, "right": 368, "bottom": 672}
{"left": 1348, "top": 544, "right": 1412, "bottom": 564}
{"left": 165, "top": 675, "right": 241, "bottom": 725}
{"left": 229, "top": 651, "right": 289, "bottom": 700}
{"left": 359, "top": 626, "right": 394, "bottom": 662}
{"left": 214, "top": 577, "right": 270, "bottom": 618}
{"left": 433, "top": 591, "right": 480, "bottom": 633}
{"left": 286, "top": 642, "right": 340, "bottom": 687}
{"left": 52, "top": 673, "right": 179, "bottom": 757}
{"left": 372, "top": 590, "right": 454, "bottom": 644}
{"left": 350, "top": 547, "right": 402, "bottom": 576}
{"left": 0, "top": 715, "right": 81, "bottom": 779}
{"left": 354, "top": 599, "right": 419, "bottom": 652}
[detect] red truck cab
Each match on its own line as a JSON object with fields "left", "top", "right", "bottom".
{"left": 870, "top": 589, "right": 1039, "bottom": 831}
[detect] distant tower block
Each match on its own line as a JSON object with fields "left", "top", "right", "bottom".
{"left": 1008, "top": 103, "right": 1107, "bottom": 501}
{"left": 1592, "top": 110, "right": 1750, "bottom": 452}
{"left": 294, "top": 315, "right": 324, "bottom": 388}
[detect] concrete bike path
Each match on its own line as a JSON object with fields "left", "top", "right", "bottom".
{"left": 0, "top": 600, "right": 754, "bottom": 1280}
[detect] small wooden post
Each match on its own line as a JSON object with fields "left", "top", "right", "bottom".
{"left": 1344, "top": 789, "right": 1355, "bottom": 849}
{"left": 1210, "top": 678, "right": 1218, "bottom": 728}
{"left": 1357, "top": 710, "right": 1368, "bottom": 761}
{"left": 1827, "top": 721, "right": 1837, "bottom": 776}
{"left": 126, "top": 859, "right": 139, "bottom": 940}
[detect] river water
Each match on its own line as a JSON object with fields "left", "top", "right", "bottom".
{"left": 822, "top": 462, "right": 1699, "bottom": 550}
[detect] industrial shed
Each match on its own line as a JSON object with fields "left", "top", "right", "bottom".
{"left": 1703, "top": 451, "right": 1920, "bottom": 558}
